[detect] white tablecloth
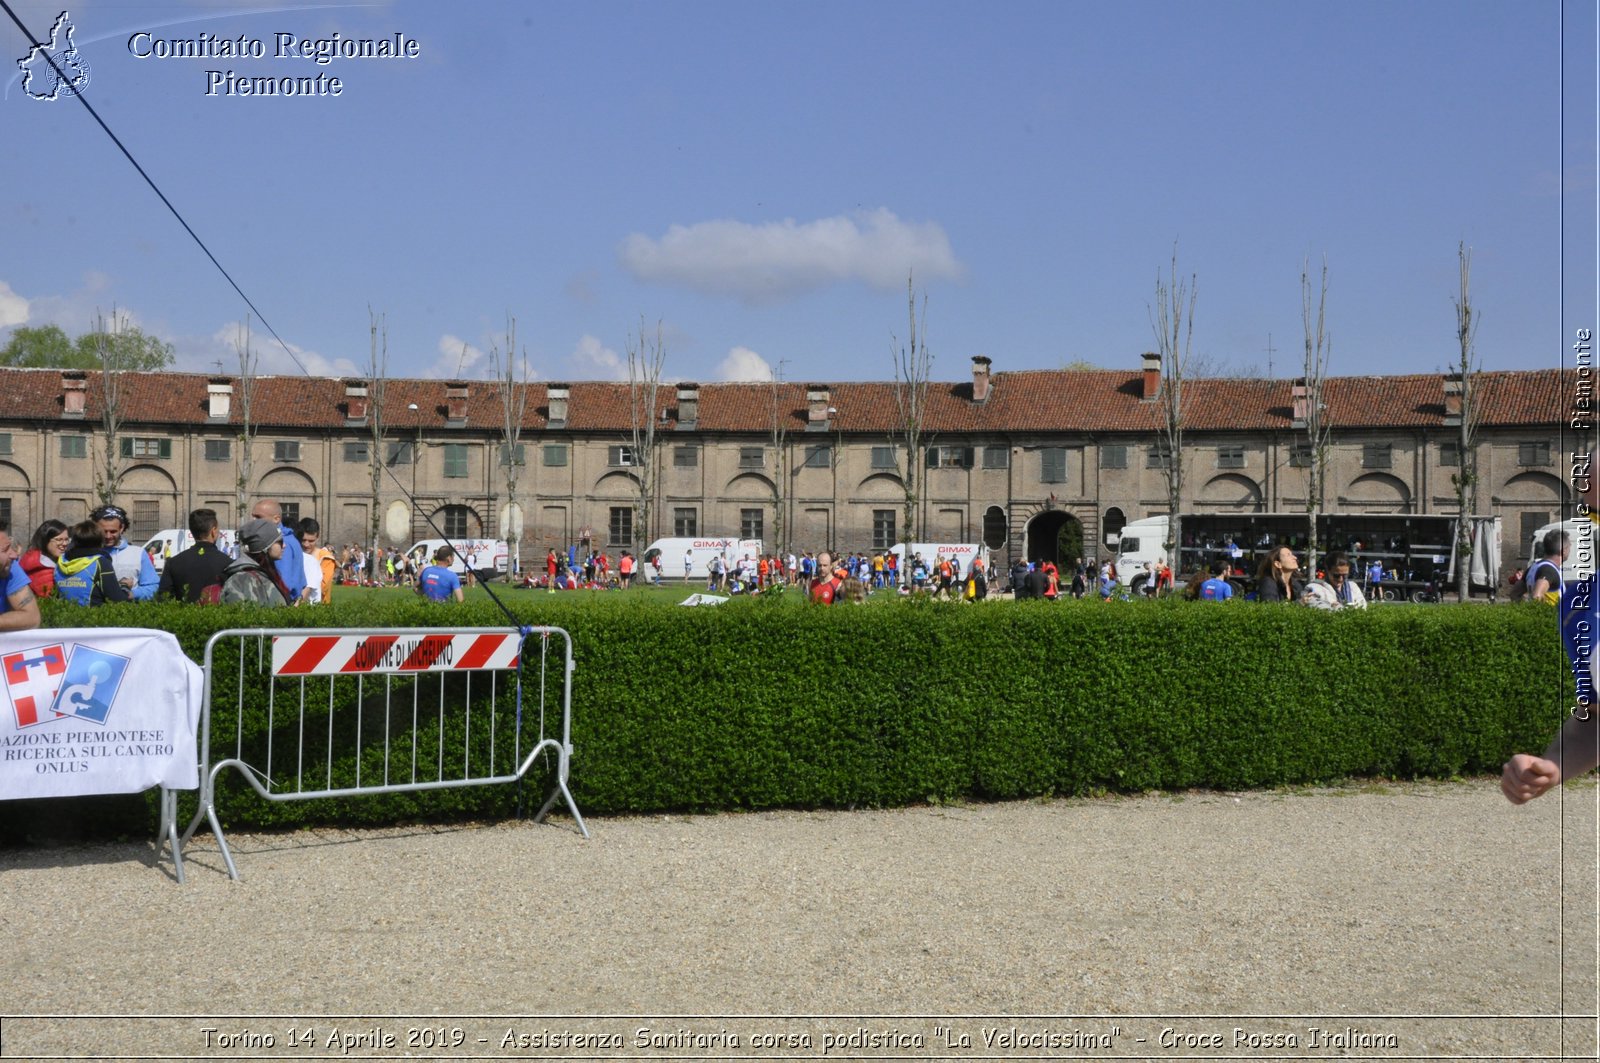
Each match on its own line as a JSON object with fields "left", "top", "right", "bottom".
{"left": 0, "top": 627, "right": 202, "bottom": 799}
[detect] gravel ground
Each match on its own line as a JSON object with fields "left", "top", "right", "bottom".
{"left": 2, "top": 778, "right": 1597, "bottom": 1060}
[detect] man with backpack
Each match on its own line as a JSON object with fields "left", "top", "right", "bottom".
{"left": 56, "top": 520, "right": 131, "bottom": 606}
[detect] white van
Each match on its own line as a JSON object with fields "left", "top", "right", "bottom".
{"left": 1527, "top": 518, "right": 1596, "bottom": 584}
{"left": 644, "top": 537, "right": 763, "bottom": 581}
{"left": 142, "top": 527, "right": 237, "bottom": 572}
{"left": 889, "top": 542, "right": 987, "bottom": 577}
{"left": 405, "top": 538, "right": 510, "bottom": 579}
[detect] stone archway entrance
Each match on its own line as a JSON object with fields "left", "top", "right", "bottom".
{"left": 1025, "top": 511, "right": 1082, "bottom": 566}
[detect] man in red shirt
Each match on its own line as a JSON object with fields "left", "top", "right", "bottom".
{"left": 810, "top": 551, "right": 842, "bottom": 604}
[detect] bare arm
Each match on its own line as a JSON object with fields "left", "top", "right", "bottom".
{"left": 1503, "top": 713, "right": 1600, "bottom": 804}
{"left": 0, "top": 587, "right": 41, "bottom": 631}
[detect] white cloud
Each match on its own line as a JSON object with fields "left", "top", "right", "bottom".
{"left": 196, "top": 322, "right": 358, "bottom": 378}
{"left": 568, "top": 334, "right": 625, "bottom": 380}
{"left": 713, "top": 346, "right": 773, "bottom": 381}
{"left": 0, "top": 282, "right": 28, "bottom": 329}
{"left": 619, "top": 207, "right": 963, "bottom": 302}
{"left": 427, "top": 334, "right": 487, "bottom": 379}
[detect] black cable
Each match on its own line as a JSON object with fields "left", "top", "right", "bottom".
{"left": 2, "top": 1, "right": 308, "bottom": 378}
{"left": 3, "top": 1, "right": 531, "bottom": 632}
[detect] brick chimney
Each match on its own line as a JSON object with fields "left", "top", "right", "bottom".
{"left": 676, "top": 382, "right": 699, "bottom": 430}
{"left": 1141, "top": 352, "right": 1161, "bottom": 401}
{"left": 62, "top": 371, "right": 87, "bottom": 419}
{"left": 547, "top": 384, "right": 570, "bottom": 429}
{"left": 445, "top": 381, "right": 469, "bottom": 426}
{"left": 971, "top": 355, "right": 992, "bottom": 403}
{"left": 343, "top": 379, "right": 369, "bottom": 425}
{"left": 806, "top": 385, "right": 831, "bottom": 431}
{"left": 1443, "top": 373, "right": 1464, "bottom": 427}
{"left": 1291, "top": 379, "right": 1310, "bottom": 429}
{"left": 207, "top": 378, "right": 232, "bottom": 421}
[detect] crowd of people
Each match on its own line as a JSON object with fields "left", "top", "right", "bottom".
{"left": 0, "top": 496, "right": 486, "bottom": 628}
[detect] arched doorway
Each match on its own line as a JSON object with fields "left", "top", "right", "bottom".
{"left": 1026, "top": 511, "right": 1082, "bottom": 565}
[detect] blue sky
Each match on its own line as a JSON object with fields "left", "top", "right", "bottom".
{"left": 1, "top": 1, "right": 1592, "bottom": 386}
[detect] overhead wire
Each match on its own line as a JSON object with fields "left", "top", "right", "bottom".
{"left": 1, "top": 0, "right": 531, "bottom": 630}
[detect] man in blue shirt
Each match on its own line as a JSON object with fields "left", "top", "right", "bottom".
{"left": 1199, "top": 561, "right": 1234, "bottom": 601}
{"left": 0, "top": 521, "right": 40, "bottom": 630}
{"left": 251, "top": 499, "right": 306, "bottom": 603}
{"left": 417, "top": 546, "right": 464, "bottom": 603}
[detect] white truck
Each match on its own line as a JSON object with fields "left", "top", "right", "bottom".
{"left": 405, "top": 538, "right": 510, "bottom": 579}
{"left": 644, "top": 537, "right": 764, "bottom": 581}
{"left": 1109, "top": 517, "right": 1173, "bottom": 587}
{"left": 141, "top": 527, "right": 237, "bottom": 572}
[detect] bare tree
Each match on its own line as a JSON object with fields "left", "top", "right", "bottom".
{"left": 366, "top": 309, "right": 389, "bottom": 583}
{"left": 1451, "top": 242, "right": 1484, "bottom": 600}
{"left": 625, "top": 318, "right": 667, "bottom": 553}
{"left": 232, "top": 316, "right": 260, "bottom": 530}
{"left": 1299, "top": 257, "right": 1334, "bottom": 567}
{"left": 1148, "top": 248, "right": 1198, "bottom": 568}
{"left": 86, "top": 309, "right": 129, "bottom": 507}
{"left": 491, "top": 315, "right": 531, "bottom": 576}
{"left": 767, "top": 362, "right": 792, "bottom": 554}
{"left": 891, "top": 274, "right": 933, "bottom": 547}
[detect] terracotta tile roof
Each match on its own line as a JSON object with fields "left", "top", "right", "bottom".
{"left": 0, "top": 365, "right": 1568, "bottom": 435}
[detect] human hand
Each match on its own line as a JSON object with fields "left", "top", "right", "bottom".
{"left": 1501, "top": 754, "right": 1561, "bottom": 804}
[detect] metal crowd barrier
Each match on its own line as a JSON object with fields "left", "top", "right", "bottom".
{"left": 170, "top": 626, "right": 587, "bottom": 880}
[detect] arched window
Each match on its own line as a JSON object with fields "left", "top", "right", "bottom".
{"left": 982, "top": 506, "right": 1007, "bottom": 550}
{"left": 435, "top": 504, "right": 479, "bottom": 540}
{"left": 1104, "top": 507, "right": 1127, "bottom": 547}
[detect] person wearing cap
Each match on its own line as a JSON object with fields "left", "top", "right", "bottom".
{"left": 220, "top": 517, "right": 291, "bottom": 606}
{"left": 1503, "top": 461, "right": 1600, "bottom": 804}
{"left": 95, "top": 504, "right": 159, "bottom": 601}
{"left": 250, "top": 499, "right": 305, "bottom": 603}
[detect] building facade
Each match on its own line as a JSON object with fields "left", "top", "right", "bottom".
{"left": 0, "top": 357, "right": 1580, "bottom": 577}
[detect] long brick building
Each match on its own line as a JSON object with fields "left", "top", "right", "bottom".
{"left": 0, "top": 355, "right": 1580, "bottom": 578}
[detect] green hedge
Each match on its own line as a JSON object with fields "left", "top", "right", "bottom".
{"left": 8, "top": 595, "right": 1569, "bottom": 838}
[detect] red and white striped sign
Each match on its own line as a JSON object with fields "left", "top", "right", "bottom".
{"left": 271, "top": 632, "right": 521, "bottom": 676}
